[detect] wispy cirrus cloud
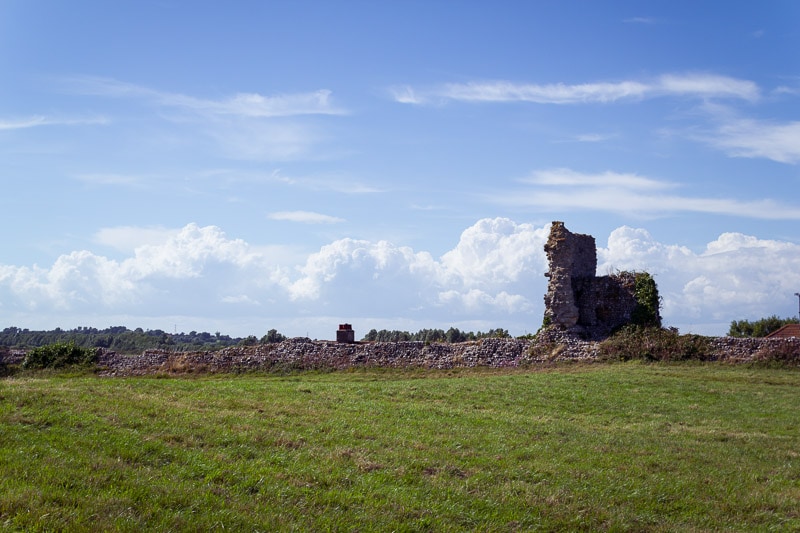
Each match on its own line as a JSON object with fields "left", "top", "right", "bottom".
{"left": 522, "top": 168, "right": 673, "bottom": 190}
{"left": 392, "top": 73, "right": 760, "bottom": 105}
{"left": 685, "top": 102, "right": 800, "bottom": 164}
{"left": 571, "top": 133, "right": 617, "bottom": 143}
{"left": 60, "top": 76, "right": 347, "bottom": 162}
{"left": 73, "top": 173, "right": 150, "bottom": 187}
{"left": 623, "top": 16, "right": 656, "bottom": 24}
{"left": 273, "top": 170, "right": 385, "bottom": 194}
{"left": 388, "top": 86, "right": 424, "bottom": 105}
{"left": 268, "top": 211, "right": 345, "bottom": 224}
{"left": 0, "top": 115, "right": 108, "bottom": 130}
{"left": 64, "top": 76, "right": 345, "bottom": 118}
{"left": 489, "top": 168, "right": 800, "bottom": 219}
{"left": 706, "top": 117, "right": 800, "bottom": 164}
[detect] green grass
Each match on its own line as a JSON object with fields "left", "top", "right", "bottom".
{"left": 1, "top": 364, "right": 798, "bottom": 531}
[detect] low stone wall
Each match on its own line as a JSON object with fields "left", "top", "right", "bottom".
{"left": 3, "top": 335, "right": 798, "bottom": 376}
{"left": 96, "top": 338, "right": 546, "bottom": 376}
{"left": 708, "top": 336, "right": 800, "bottom": 363}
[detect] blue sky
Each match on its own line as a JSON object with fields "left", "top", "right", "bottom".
{"left": 1, "top": 1, "right": 799, "bottom": 339}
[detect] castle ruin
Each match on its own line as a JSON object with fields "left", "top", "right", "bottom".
{"left": 543, "top": 221, "right": 657, "bottom": 340}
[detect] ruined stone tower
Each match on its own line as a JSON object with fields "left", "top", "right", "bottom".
{"left": 543, "top": 221, "right": 654, "bottom": 339}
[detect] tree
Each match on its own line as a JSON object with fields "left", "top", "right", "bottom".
{"left": 261, "top": 329, "right": 287, "bottom": 344}
{"left": 239, "top": 335, "right": 258, "bottom": 346}
{"left": 728, "top": 315, "right": 799, "bottom": 337}
{"left": 445, "top": 327, "right": 465, "bottom": 343}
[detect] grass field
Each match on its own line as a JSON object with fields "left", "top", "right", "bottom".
{"left": 1, "top": 363, "right": 798, "bottom": 531}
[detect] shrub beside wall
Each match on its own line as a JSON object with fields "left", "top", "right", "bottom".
{"left": 22, "top": 341, "right": 98, "bottom": 370}
{"left": 598, "top": 326, "right": 712, "bottom": 362}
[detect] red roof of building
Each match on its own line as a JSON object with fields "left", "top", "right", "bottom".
{"left": 766, "top": 324, "right": 800, "bottom": 338}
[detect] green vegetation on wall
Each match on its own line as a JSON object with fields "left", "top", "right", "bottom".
{"left": 631, "top": 272, "right": 662, "bottom": 328}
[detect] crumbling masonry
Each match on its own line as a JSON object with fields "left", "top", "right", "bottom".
{"left": 544, "top": 221, "right": 654, "bottom": 340}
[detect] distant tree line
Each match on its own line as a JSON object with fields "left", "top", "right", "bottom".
{"left": 1, "top": 324, "right": 519, "bottom": 355}
{"left": 728, "top": 316, "right": 799, "bottom": 338}
{"left": 362, "top": 327, "right": 510, "bottom": 343}
{"left": 0, "top": 326, "right": 288, "bottom": 354}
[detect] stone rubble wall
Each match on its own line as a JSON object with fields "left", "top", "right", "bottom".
{"left": 708, "top": 336, "right": 800, "bottom": 363}
{"left": 4, "top": 336, "right": 799, "bottom": 376}
{"left": 84, "top": 335, "right": 800, "bottom": 375}
{"left": 96, "top": 338, "right": 542, "bottom": 376}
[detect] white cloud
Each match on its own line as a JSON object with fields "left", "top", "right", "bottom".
{"left": 523, "top": 168, "right": 672, "bottom": 190}
{"left": 623, "top": 17, "right": 656, "bottom": 24}
{"left": 656, "top": 73, "right": 759, "bottom": 100}
{"left": 395, "top": 73, "right": 759, "bottom": 105}
{"left": 599, "top": 226, "right": 800, "bottom": 328}
{"left": 491, "top": 168, "right": 800, "bottom": 219}
{"left": 3, "top": 220, "right": 800, "bottom": 338}
{"left": 283, "top": 218, "right": 549, "bottom": 321}
{"left": 221, "top": 294, "right": 260, "bottom": 305}
{"left": 286, "top": 238, "right": 441, "bottom": 303}
{"left": 274, "top": 171, "right": 385, "bottom": 194}
{"left": 708, "top": 117, "right": 800, "bottom": 164}
{"left": 268, "top": 211, "right": 345, "bottom": 224}
{"left": 0, "top": 116, "right": 50, "bottom": 130}
{"left": 773, "top": 85, "right": 800, "bottom": 96}
{"left": 439, "top": 218, "right": 549, "bottom": 287}
{"left": 388, "top": 86, "right": 423, "bottom": 104}
{"left": 0, "top": 115, "right": 108, "bottom": 130}
{"left": 93, "top": 226, "right": 180, "bottom": 253}
{"left": 439, "top": 80, "right": 650, "bottom": 104}
{"left": 66, "top": 76, "right": 344, "bottom": 117}
{"left": 438, "top": 289, "right": 531, "bottom": 313}
{"left": 74, "top": 173, "right": 147, "bottom": 186}
{"left": 209, "top": 119, "right": 324, "bottom": 160}
{"left": 572, "top": 133, "right": 616, "bottom": 143}
{"left": 210, "top": 90, "right": 340, "bottom": 118}
{"left": 61, "top": 76, "right": 346, "bottom": 162}
{"left": 0, "top": 224, "right": 278, "bottom": 313}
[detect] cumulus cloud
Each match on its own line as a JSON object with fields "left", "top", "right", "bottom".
{"left": 2, "top": 219, "right": 800, "bottom": 337}
{"left": 286, "top": 238, "right": 441, "bottom": 303}
{"left": 394, "top": 73, "right": 759, "bottom": 105}
{"left": 439, "top": 218, "right": 549, "bottom": 288}
{"left": 0, "top": 224, "right": 277, "bottom": 313}
{"left": 599, "top": 226, "right": 800, "bottom": 328}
